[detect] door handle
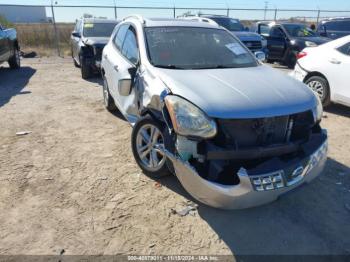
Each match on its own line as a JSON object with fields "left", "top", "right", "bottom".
{"left": 113, "top": 65, "right": 119, "bottom": 72}
{"left": 329, "top": 58, "right": 341, "bottom": 64}
{"left": 103, "top": 54, "right": 108, "bottom": 59}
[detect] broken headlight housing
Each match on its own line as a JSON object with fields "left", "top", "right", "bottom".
{"left": 164, "top": 95, "right": 217, "bottom": 138}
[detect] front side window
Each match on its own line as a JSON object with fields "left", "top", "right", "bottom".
{"left": 259, "top": 24, "right": 270, "bottom": 36}
{"left": 145, "top": 27, "right": 257, "bottom": 69}
{"left": 83, "top": 23, "right": 118, "bottom": 37}
{"left": 337, "top": 42, "right": 350, "bottom": 56}
{"left": 121, "top": 27, "right": 139, "bottom": 64}
{"left": 270, "top": 27, "right": 285, "bottom": 38}
{"left": 209, "top": 18, "right": 245, "bottom": 32}
{"left": 283, "top": 24, "right": 317, "bottom": 37}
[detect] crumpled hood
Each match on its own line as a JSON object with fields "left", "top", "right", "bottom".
{"left": 232, "top": 31, "right": 262, "bottom": 41}
{"left": 83, "top": 37, "right": 110, "bottom": 46}
{"left": 153, "top": 65, "right": 317, "bottom": 119}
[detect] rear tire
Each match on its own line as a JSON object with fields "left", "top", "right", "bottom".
{"left": 73, "top": 57, "right": 80, "bottom": 68}
{"left": 102, "top": 76, "right": 117, "bottom": 112}
{"left": 80, "top": 57, "right": 92, "bottom": 79}
{"left": 305, "top": 76, "right": 331, "bottom": 107}
{"left": 131, "top": 115, "right": 174, "bottom": 179}
{"left": 8, "top": 48, "right": 21, "bottom": 69}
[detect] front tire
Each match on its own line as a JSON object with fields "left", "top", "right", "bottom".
{"left": 305, "top": 76, "right": 331, "bottom": 107}
{"left": 80, "top": 57, "right": 92, "bottom": 79}
{"left": 131, "top": 116, "right": 173, "bottom": 179}
{"left": 286, "top": 53, "right": 297, "bottom": 69}
{"left": 8, "top": 48, "right": 21, "bottom": 69}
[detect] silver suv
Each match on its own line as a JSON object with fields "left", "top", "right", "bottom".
{"left": 101, "top": 16, "right": 328, "bottom": 209}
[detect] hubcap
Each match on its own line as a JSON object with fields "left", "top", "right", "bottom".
{"left": 103, "top": 78, "right": 109, "bottom": 106}
{"left": 136, "top": 124, "right": 165, "bottom": 171}
{"left": 307, "top": 80, "right": 325, "bottom": 100}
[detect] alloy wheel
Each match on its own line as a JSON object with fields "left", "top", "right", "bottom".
{"left": 307, "top": 80, "right": 325, "bottom": 100}
{"left": 136, "top": 124, "right": 166, "bottom": 171}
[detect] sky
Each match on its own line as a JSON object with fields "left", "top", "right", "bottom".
{"left": 0, "top": 0, "right": 350, "bottom": 22}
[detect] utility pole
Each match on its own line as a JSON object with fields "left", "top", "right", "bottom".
{"left": 113, "top": 0, "right": 117, "bottom": 19}
{"left": 264, "top": 1, "right": 269, "bottom": 20}
{"left": 51, "top": 0, "right": 61, "bottom": 57}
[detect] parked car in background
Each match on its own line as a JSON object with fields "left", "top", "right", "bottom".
{"left": 317, "top": 17, "right": 350, "bottom": 39}
{"left": 71, "top": 18, "right": 119, "bottom": 79}
{"left": 101, "top": 16, "right": 327, "bottom": 209}
{"left": 254, "top": 21, "right": 330, "bottom": 68}
{"left": 0, "top": 23, "right": 20, "bottom": 69}
{"left": 180, "top": 15, "right": 268, "bottom": 56}
{"left": 291, "top": 35, "right": 350, "bottom": 107}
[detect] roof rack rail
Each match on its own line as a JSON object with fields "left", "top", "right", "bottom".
{"left": 123, "top": 15, "right": 145, "bottom": 24}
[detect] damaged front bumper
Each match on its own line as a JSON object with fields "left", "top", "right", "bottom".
{"left": 163, "top": 130, "right": 328, "bottom": 209}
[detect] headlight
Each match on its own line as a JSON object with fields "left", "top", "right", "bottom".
{"left": 164, "top": 95, "right": 217, "bottom": 138}
{"left": 305, "top": 41, "right": 317, "bottom": 47}
{"left": 312, "top": 94, "right": 323, "bottom": 122}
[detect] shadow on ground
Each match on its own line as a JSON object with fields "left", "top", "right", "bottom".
{"left": 326, "top": 104, "right": 350, "bottom": 118}
{"left": 157, "top": 157, "right": 350, "bottom": 256}
{"left": 85, "top": 76, "right": 103, "bottom": 86}
{"left": 0, "top": 66, "right": 36, "bottom": 108}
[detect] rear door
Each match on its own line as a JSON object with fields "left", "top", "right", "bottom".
{"left": 110, "top": 25, "right": 140, "bottom": 122}
{"left": 104, "top": 23, "right": 129, "bottom": 100}
{"left": 328, "top": 42, "right": 350, "bottom": 105}
{"left": 71, "top": 20, "right": 82, "bottom": 62}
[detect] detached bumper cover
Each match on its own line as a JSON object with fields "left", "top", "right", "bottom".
{"left": 165, "top": 130, "right": 328, "bottom": 209}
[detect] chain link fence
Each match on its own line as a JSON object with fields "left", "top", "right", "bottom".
{"left": 1, "top": 3, "right": 349, "bottom": 57}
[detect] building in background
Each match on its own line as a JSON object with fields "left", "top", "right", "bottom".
{"left": 0, "top": 6, "right": 48, "bottom": 23}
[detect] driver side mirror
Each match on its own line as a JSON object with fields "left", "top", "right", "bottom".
{"left": 255, "top": 51, "right": 266, "bottom": 62}
{"left": 72, "top": 32, "right": 81, "bottom": 38}
{"left": 118, "top": 67, "right": 138, "bottom": 96}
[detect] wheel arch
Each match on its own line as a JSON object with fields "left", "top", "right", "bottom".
{"left": 303, "top": 71, "right": 332, "bottom": 103}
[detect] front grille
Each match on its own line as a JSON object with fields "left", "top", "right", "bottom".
{"left": 242, "top": 41, "right": 262, "bottom": 52}
{"left": 214, "top": 111, "right": 314, "bottom": 149}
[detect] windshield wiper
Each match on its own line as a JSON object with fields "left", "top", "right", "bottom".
{"left": 153, "top": 64, "right": 186, "bottom": 69}
{"left": 192, "top": 65, "right": 238, "bottom": 69}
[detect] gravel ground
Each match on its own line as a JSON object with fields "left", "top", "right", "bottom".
{"left": 0, "top": 58, "right": 349, "bottom": 256}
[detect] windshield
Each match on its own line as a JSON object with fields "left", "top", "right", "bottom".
{"left": 145, "top": 27, "right": 257, "bottom": 70}
{"left": 209, "top": 17, "right": 245, "bottom": 32}
{"left": 83, "top": 23, "right": 118, "bottom": 37}
{"left": 283, "top": 24, "right": 317, "bottom": 37}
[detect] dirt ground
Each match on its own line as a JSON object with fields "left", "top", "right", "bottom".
{"left": 0, "top": 58, "right": 349, "bottom": 256}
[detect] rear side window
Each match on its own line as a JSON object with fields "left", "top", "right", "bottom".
{"left": 121, "top": 27, "right": 139, "bottom": 64}
{"left": 325, "top": 21, "right": 350, "bottom": 32}
{"left": 337, "top": 43, "right": 350, "bottom": 56}
{"left": 114, "top": 24, "right": 129, "bottom": 50}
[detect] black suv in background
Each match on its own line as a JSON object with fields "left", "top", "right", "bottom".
{"left": 317, "top": 18, "right": 350, "bottom": 39}
{"left": 71, "top": 18, "right": 119, "bottom": 79}
{"left": 254, "top": 22, "right": 330, "bottom": 68}
{"left": 0, "top": 23, "right": 20, "bottom": 69}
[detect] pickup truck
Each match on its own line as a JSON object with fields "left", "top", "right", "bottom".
{"left": 0, "top": 23, "right": 20, "bottom": 69}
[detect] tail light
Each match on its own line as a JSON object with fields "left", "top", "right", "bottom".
{"left": 297, "top": 52, "right": 307, "bottom": 60}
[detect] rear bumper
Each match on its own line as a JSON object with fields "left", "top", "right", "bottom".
{"left": 290, "top": 63, "right": 308, "bottom": 82}
{"left": 164, "top": 130, "right": 328, "bottom": 209}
